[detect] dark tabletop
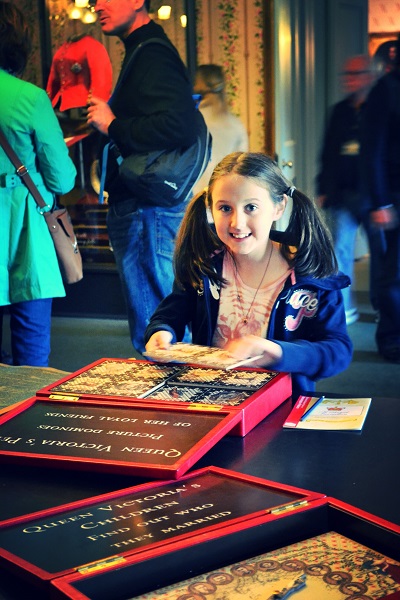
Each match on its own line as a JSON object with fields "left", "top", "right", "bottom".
{"left": 0, "top": 392, "right": 399, "bottom": 599}
{"left": 0, "top": 394, "right": 398, "bottom": 525}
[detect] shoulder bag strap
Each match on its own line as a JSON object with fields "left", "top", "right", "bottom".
{"left": 0, "top": 125, "right": 51, "bottom": 213}
{"left": 112, "top": 37, "right": 181, "bottom": 98}
{"left": 0, "top": 126, "right": 59, "bottom": 230}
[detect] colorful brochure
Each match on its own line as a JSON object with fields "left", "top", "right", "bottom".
{"left": 283, "top": 395, "right": 371, "bottom": 430}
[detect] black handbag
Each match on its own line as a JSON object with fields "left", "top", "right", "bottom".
{"left": 0, "top": 126, "right": 83, "bottom": 284}
{"left": 99, "top": 38, "right": 212, "bottom": 206}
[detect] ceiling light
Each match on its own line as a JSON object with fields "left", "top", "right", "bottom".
{"left": 69, "top": 6, "right": 83, "bottom": 19}
{"left": 81, "top": 8, "right": 97, "bottom": 23}
{"left": 158, "top": 5, "right": 171, "bottom": 20}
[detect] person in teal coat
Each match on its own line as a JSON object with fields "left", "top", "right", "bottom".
{"left": 0, "top": 2, "right": 76, "bottom": 366}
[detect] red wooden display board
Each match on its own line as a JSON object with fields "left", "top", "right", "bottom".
{"left": 0, "top": 397, "right": 241, "bottom": 478}
{"left": 36, "top": 358, "right": 292, "bottom": 437}
{"left": 0, "top": 467, "right": 398, "bottom": 600}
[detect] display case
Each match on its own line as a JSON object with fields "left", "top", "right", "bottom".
{"left": 0, "top": 467, "right": 398, "bottom": 600}
{"left": 63, "top": 132, "right": 114, "bottom": 268}
{"left": 35, "top": 358, "right": 292, "bottom": 436}
{"left": 69, "top": 203, "right": 112, "bottom": 266}
{"left": 54, "top": 500, "right": 400, "bottom": 600}
{"left": 0, "top": 467, "right": 322, "bottom": 596}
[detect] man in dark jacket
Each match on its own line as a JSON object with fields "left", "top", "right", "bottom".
{"left": 316, "top": 54, "right": 381, "bottom": 326}
{"left": 87, "top": 0, "right": 199, "bottom": 353}
{"left": 360, "top": 36, "right": 400, "bottom": 362}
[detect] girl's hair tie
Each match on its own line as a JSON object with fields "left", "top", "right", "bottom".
{"left": 285, "top": 186, "right": 296, "bottom": 198}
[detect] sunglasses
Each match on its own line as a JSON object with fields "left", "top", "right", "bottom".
{"left": 341, "top": 70, "right": 371, "bottom": 76}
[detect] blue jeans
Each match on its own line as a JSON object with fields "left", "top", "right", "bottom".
{"left": 325, "top": 206, "right": 384, "bottom": 312}
{"left": 374, "top": 194, "right": 400, "bottom": 352}
{"left": 107, "top": 199, "right": 187, "bottom": 354}
{"left": 0, "top": 299, "right": 52, "bottom": 366}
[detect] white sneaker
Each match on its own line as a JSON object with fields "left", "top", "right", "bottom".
{"left": 345, "top": 308, "right": 359, "bottom": 326}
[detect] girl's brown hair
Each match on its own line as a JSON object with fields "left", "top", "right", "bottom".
{"left": 174, "top": 152, "right": 338, "bottom": 290}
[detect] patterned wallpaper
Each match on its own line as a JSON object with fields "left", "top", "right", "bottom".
{"left": 155, "top": 0, "right": 187, "bottom": 62}
{"left": 196, "top": 0, "right": 265, "bottom": 152}
{"left": 369, "top": 0, "right": 400, "bottom": 33}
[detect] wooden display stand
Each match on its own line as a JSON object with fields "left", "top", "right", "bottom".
{"left": 0, "top": 467, "right": 398, "bottom": 599}
{"left": 36, "top": 358, "right": 292, "bottom": 437}
{"left": 0, "top": 396, "right": 240, "bottom": 478}
{"left": 0, "top": 359, "right": 291, "bottom": 477}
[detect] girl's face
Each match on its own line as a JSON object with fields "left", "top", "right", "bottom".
{"left": 211, "top": 174, "right": 286, "bottom": 261}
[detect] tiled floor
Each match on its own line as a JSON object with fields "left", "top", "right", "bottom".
{"left": 315, "top": 256, "right": 400, "bottom": 399}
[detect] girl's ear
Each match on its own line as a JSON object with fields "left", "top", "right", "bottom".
{"left": 273, "top": 194, "right": 288, "bottom": 221}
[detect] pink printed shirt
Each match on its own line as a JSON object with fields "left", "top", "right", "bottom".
{"left": 212, "top": 253, "right": 292, "bottom": 348}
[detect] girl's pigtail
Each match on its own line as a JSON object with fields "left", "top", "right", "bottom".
{"left": 174, "top": 190, "right": 222, "bottom": 290}
{"left": 284, "top": 188, "right": 338, "bottom": 278}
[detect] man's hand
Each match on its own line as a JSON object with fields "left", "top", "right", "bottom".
{"left": 87, "top": 96, "right": 116, "bottom": 135}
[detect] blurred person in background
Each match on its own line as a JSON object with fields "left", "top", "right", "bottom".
{"left": 316, "top": 54, "right": 382, "bottom": 326}
{"left": 373, "top": 39, "right": 398, "bottom": 76}
{"left": 0, "top": 1, "right": 76, "bottom": 366}
{"left": 360, "top": 35, "right": 400, "bottom": 363}
{"left": 192, "top": 64, "right": 248, "bottom": 196}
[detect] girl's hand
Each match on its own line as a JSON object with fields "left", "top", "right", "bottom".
{"left": 145, "top": 331, "right": 173, "bottom": 353}
{"left": 224, "top": 335, "right": 283, "bottom": 367}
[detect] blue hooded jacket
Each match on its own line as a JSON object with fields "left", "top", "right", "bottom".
{"left": 145, "top": 252, "right": 353, "bottom": 398}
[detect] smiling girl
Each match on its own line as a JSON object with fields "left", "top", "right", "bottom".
{"left": 144, "top": 152, "right": 352, "bottom": 396}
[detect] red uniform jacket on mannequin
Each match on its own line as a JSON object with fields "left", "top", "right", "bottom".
{"left": 46, "top": 34, "right": 113, "bottom": 112}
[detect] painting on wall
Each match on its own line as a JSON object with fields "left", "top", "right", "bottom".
{"left": 368, "top": 0, "right": 399, "bottom": 73}
{"left": 369, "top": 33, "right": 398, "bottom": 74}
